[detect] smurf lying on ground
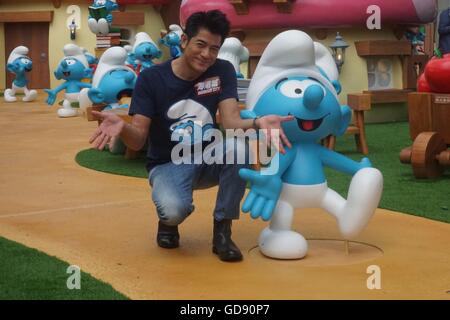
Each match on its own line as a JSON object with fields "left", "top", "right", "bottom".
{"left": 79, "top": 46, "right": 137, "bottom": 154}
{"left": 79, "top": 46, "right": 137, "bottom": 111}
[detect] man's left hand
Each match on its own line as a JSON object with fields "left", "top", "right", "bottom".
{"left": 255, "top": 115, "right": 294, "bottom": 154}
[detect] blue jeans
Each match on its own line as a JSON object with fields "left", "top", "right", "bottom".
{"left": 148, "top": 140, "right": 251, "bottom": 226}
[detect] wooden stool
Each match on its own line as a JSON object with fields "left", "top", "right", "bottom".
{"left": 324, "top": 93, "right": 371, "bottom": 155}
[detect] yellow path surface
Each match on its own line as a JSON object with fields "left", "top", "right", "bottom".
{"left": 1, "top": 96, "right": 449, "bottom": 299}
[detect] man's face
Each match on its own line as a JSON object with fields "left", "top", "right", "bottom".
{"left": 181, "top": 28, "right": 222, "bottom": 74}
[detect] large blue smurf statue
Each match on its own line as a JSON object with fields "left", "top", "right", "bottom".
{"left": 133, "top": 32, "right": 162, "bottom": 73}
{"left": 87, "top": 0, "right": 118, "bottom": 35}
{"left": 45, "top": 44, "right": 92, "bottom": 118}
{"left": 239, "top": 30, "right": 383, "bottom": 260}
{"left": 159, "top": 24, "right": 183, "bottom": 59}
{"left": 218, "top": 37, "right": 249, "bottom": 78}
{"left": 79, "top": 46, "right": 137, "bottom": 111}
{"left": 4, "top": 46, "right": 37, "bottom": 102}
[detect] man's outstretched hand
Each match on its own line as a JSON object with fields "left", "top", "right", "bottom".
{"left": 256, "top": 115, "right": 294, "bottom": 154}
{"left": 89, "top": 111, "right": 125, "bottom": 150}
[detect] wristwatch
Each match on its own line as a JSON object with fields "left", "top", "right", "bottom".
{"left": 252, "top": 116, "right": 260, "bottom": 129}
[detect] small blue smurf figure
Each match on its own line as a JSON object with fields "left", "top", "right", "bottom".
{"left": 87, "top": 0, "right": 118, "bottom": 35}
{"left": 82, "top": 47, "right": 99, "bottom": 69}
{"left": 218, "top": 37, "right": 249, "bottom": 78}
{"left": 133, "top": 32, "right": 162, "bottom": 73}
{"left": 4, "top": 46, "right": 37, "bottom": 102}
{"left": 405, "top": 26, "right": 426, "bottom": 55}
{"left": 159, "top": 24, "right": 183, "bottom": 59}
{"left": 123, "top": 45, "right": 138, "bottom": 70}
{"left": 45, "top": 44, "right": 92, "bottom": 118}
{"left": 239, "top": 30, "right": 383, "bottom": 260}
{"left": 79, "top": 46, "right": 137, "bottom": 111}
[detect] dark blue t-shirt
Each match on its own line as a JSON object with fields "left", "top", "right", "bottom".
{"left": 129, "top": 58, "right": 238, "bottom": 172}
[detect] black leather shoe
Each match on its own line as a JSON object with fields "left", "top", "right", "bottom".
{"left": 212, "top": 219, "right": 243, "bottom": 262}
{"left": 157, "top": 221, "right": 179, "bottom": 249}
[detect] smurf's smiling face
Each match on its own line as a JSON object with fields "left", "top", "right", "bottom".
{"left": 54, "top": 58, "right": 86, "bottom": 80}
{"left": 93, "top": 0, "right": 106, "bottom": 7}
{"left": 253, "top": 76, "right": 343, "bottom": 142}
{"left": 8, "top": 57, "right": 33, "bottom": 73}
{"left": 92, "top": 0, "right": 118, "bottom": 11}
{"left": 19, "top": 57, "right": 33, "bottom": 72}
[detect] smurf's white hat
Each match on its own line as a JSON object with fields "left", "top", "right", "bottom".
{"left": 133, "top": 32, "right": 158, "bottom": 52}
{"left": 218, "top": 37, "right": 249, "bottom": 73}
{"left": 92, "top": 46, "right": 135, "bottom": 87}
{"left": 245, "top": 30, "right": 339, "bottom": 111}
{"left": 7, "top": 46, "right": 29, "bottom": 64}
{"left": 314, "top": 41, "right": 339, "bottom": 85}
{"left": 61, "top": 44, "right": 89, "bottom": 68}
{"left": 169, "top": 24, "right": 183, "bottom": 37}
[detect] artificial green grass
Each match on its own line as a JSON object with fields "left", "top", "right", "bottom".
{"left": 0, "top": 236, "right": 129, "bottom": 300}
{"left": 0, "top": 91, "right": 24, "bottom": 97}
{"left": 58, "top": 100, "right": 79, "bottom": 108}
{"left": 76, "top": 122, "right": 449, "bottom": 223}
{"left": 75, "top": 148, "right": 147, "bottom": 178}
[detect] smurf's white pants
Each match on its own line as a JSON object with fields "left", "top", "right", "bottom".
{"left": 259, "top": 167, "right": 383, "bottom": 259}
{"left": 4, "top": 83, "right": 37, "bottom": 102}
{"left": 57, "top": 92, "right": 79, "bottom": 117}
{"left": 63, "top": 92, "right": 79, "bottom": 107}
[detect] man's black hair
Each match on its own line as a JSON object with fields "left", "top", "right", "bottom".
{"left": 184, "top": 10, "right": 230, "bottom": 44}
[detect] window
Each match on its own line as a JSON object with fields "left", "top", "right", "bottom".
{"left": 367, "top": 58, "right": 393, "bottom": 90}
